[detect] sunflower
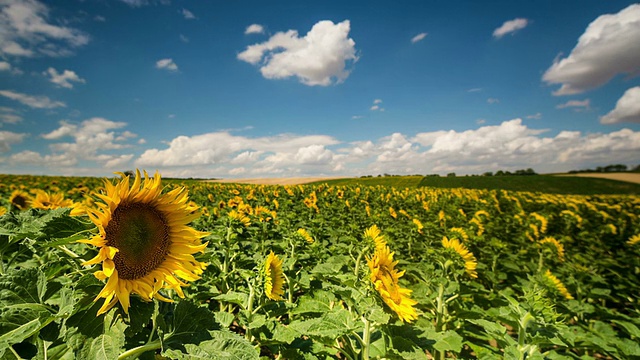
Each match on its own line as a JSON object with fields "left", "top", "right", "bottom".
{"left": 80, "top": 170, "right": 209, "bottom": 315}
{"left": 544, "top": 270, "right": 573, "bottom": 300}
{"left": 264, "top": 251, "right": 285, "bottom": 300}
{"left": 628, "top": 234, "right": 640, "bottom": 246}
{"left": 31, "top": 190, "right": 74, "bottom": 210}
{"left": 9, "top": 190, "right": 30, "bottom": 210}
{"left": 297, "top": 228, "right": 314, "bottom": 244}
{"left": 0, "top": 206, "right": 6, "bottom": 216}
{"left": 228, "top": 210, "right": 250, "bottom": 227}
{"left": 442, "top": 236, "right": 478, "bottom": 278}
{"left": 363, "top": 224, "right": 386, "bottom": 250}
{"left": 540, "top": 237, "right": 565, "bottom": 261}
{"left": 367, "top": 245, "right": 418, "bottom": 322}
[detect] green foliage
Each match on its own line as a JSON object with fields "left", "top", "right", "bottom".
{"left": 0, "top": 174, "right": 638, "bottom": 358}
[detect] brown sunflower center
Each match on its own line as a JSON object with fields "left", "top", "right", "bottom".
{"left": 105, "top": 202, "right": 170, "bottom": 280}
{"left": 12, "top": 195, "right": 27, "bottom": 208}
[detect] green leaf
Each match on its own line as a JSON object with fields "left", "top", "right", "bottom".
{"left": 291, "top": 290, "right": 336, "bottom": 315}
{"left": 272, "top": 322, "right": 300, "bottom": 344}
{"left": 166, "top": 300, "right": 218, "bottom": 345}
{"left": 432, "top": 330, "right": 463, "bottom": 353}
{"left": 290, "top": 309, "right": 356, "bottom": 340}
{"left": 612, "top": 320, "right": 640, "bottom": 338}
{"left": 77, "top": 310, "right": 127, "bottom": 360}
{"left": 164, "top": 330, "right": 259, "bottom": 360}
{"left": 0, "top": 267, "right": 47, "bottom": 306}
{"left": 213, "top": 291, "right": 248, "bottom": 307}
{"left": 214, "top": 311, "right": 235, "bottom": 328}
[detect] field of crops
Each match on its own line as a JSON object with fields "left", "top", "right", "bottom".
{"left": 0, "top": 172, "right": 639, "bottom": 359}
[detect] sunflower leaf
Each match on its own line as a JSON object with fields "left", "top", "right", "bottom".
{"left": 76, "top": 310, "right": 126, "bottom": 360}
{"left": 166, "top": 300, "right": 218, "bottom": 345}
{"left": 164, "top": 330, "right": 259, "bottom": 360}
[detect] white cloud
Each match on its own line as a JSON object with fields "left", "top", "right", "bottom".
{"left": 179, "top": 34, "right": 189, "bottom": 43}
{"left": 245, "top": 24, "right": 264, "bottom": 35}
{"left": 0, "top": 130, "right": 26, "bottom": 152}
{"left": 156, "top": 58, "right": 178, "bottom": 71}
{"left": 543, "top": 4, "right": 640, "bottom": 95}
{"left": 556, "top": 99, "right": 590, "bottom": 110}
{"left": 487, "top": 98, "right": 500, "bottom": 104}
{"left": 0, "top": 61, "right": 10, "bottom": 71}
{"left": 373, "top": 99, "right": 382, "bottom": 104}
{"left": 94, "top": 15, "right": 106, "bottom": 22}
{"left": 18, "top": 117, "right": 137, "bottom": 169}
{"left": 45, "top": 67, "right": 85, "bottom": 89}
{"left": 136, "top": 132, "right": 339, "bottom": 167}
{"left": 352, "top": 115, "right": 363, "bottom": 120}
{"left": 0, "top": 0, "right": 89, "bottom": 57}
{"left": 467, "top": 88, "right": 483, "bottom": 93}
{"left": 237, "top": 20, "right": 358, "bottom": 86}
{"left": 476, "top": 119, "right": 486, "bottom": 124}
{"left": 370, "top": 105, "right": 380, "bottom": 111}
{"left": 411, "top": 32, "right": 427, "bottom": 43}
{"left": 526, "top": 113, "right": 542, "bottom": 120}
{"left": 600, "top": 86, "right": 640, "bottom": 124}
{"left": 182, "top": 9, "right": 195, "bottom": 19}
{"left": 125, "top": 118, "right": 640, "bottom": 178}
{"left": 0, "top": 107, "right": 21, "bottom": 124}
{"left": 119, "top": 0, "right": 148, "bottom": 7}
{"left": 0, "top": 90, "right": 65, "bottom": 108}
{"left": 493, "top": 18, "right": 528, "bottom": 38}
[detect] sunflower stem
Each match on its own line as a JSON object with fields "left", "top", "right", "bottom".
{"left": 361, "top": 317, "right": 371, "bottom": 360}
{"left": 353, "top": 246, "right": 369, "bottom": 279}
{"left": 246, "top": 281, "right": 255, "bottom": 342}
{"left": 537, "top": 251, "right": 544, "bottom": 273}
{"left": 117, "top": 340, "right": 162, "bottom": 360}
{"left": 58, "top": 245, "right": 80, "bottom": 259}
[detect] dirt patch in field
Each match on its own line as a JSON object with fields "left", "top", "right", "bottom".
{"left": 556, "top": 173, "right": 640, "bottom": 184}
{"left": 205, "top": 177, "right": 347, "bottom": 185}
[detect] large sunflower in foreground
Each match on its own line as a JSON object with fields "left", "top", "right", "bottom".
{"left": 367, "top": 245, "right": 418, "bottom": 322}
{"left": 264, "top": 251, "right": 285, "bottom": 300}
{"left": 81, "top": 170, "right": 209, "bottom": 315}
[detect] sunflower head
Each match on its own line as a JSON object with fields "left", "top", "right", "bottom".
{"left": 442, "top": 236, "right": 478, "bottom": 279}
{"left": 31, "top": 190, "right": 74, "bottom": 210}
{"left": 296, "top": 228, "right": 314, "bottom": 244}
{"left": 367, "top": 245, "right": 418, "bottom": 323}
{"left": 263, "top": 251, "right": 285, "bottom": 301}
{"left": 80, "top": 170, "right": 209, "bottom": 315}
{"left": 9, "top": 190, "right": 30, "bottom": 210}
{"left": 363, "top": 224, "right": 386, "bottom": 250}
{"left": 543, "top": 270, "right": 573, "bottom": 300}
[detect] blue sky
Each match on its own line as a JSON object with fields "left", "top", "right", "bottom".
{"left": 0, "top": 0, "right": 639, "bottom": 178}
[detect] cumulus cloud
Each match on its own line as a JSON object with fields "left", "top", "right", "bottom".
{"left": 556, "top": 99, "right": 590, "bottom": 110}
{"left": 600, "top": 86, "right": 640, "bottom": 124}
{"left": 411, "top": 32, "right": 427, "bottom": 43}
{"left": 245, "top": 24, "right": 264, "bottom": 35}
{"left": 182, "top": 9, "right": 195, "bottom": 19}
{"left": 0, "top": 90, "right": 65, "bottom": 108}
{"left": 156, "top": 58, "right": 178, "bottom": 71}
{"left": 136, "top": 132, "right": 339, "bottom": 168}
{"left": 0, "top": 130, "right": 26, "bottom": 152}
{"left": 543, "top": 4, "right": 640, "bottom": 95}
{"left": 45, "top": 67, "right": 85, "bottom": 89}
{"left": 12, "top": 117, "right": 137, "bottom": 169}
{"left": 237, "top": 20, "right": 358, "bottom": 86}
{"left": 493, "top": 18, "right": 528, "bottom": 38}
{"left": 0, "top": 0, "right": 89, "bottom": 57}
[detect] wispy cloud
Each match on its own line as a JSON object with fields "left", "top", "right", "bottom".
{"left": 411, "top": 32, "right": 427, "bottom": 43}
{"left": 493, "top": 18, "right": 528, "bottom": 38}
{"left": 0, "top": 90, "right": 65, "bottom": 109}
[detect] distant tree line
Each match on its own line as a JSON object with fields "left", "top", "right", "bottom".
{"left": 568, "top": 164, "right": 640, "bottom": 174}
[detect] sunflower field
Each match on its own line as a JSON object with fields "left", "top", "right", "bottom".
{"left": 0, "top": 172, "right": 639, "bottom": 359}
